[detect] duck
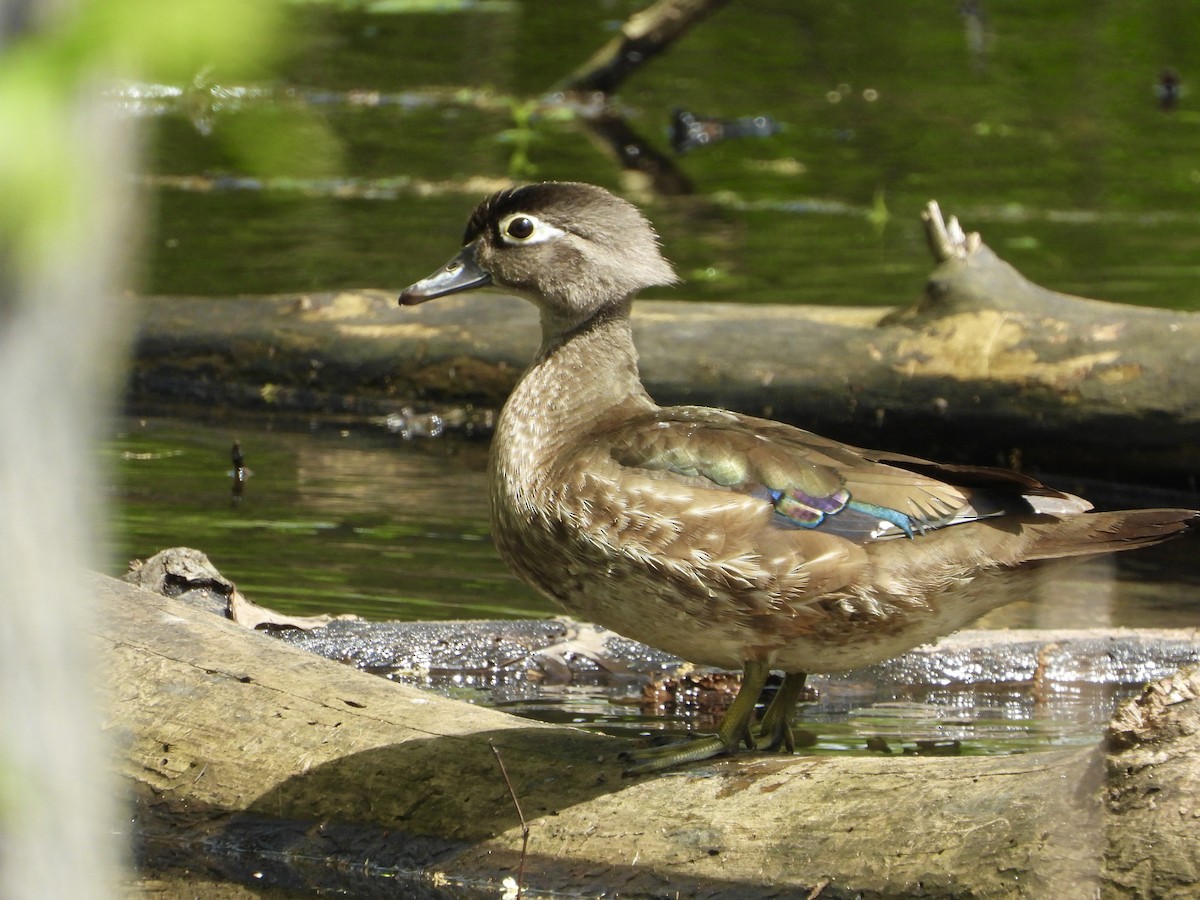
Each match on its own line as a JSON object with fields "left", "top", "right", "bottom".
{"left": 399, "top": 181, "right": 1196, "bottom": 774}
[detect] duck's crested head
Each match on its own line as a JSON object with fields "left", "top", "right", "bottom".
{"left": 400, "top": 182, "right": 677, "bottom": 330}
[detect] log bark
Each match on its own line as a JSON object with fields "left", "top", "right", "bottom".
{"left": 102, "top": 568, "right": 1200, "bottom": 898}
{"left": 1102, "top": 670, "right": 1200, "bottom": 898}
{"left": 127, "top": 203, "right": 1200, "bottom": 485}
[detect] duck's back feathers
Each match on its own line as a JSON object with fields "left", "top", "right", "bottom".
{"left": 594, "top": 405, "right": 1087, "bottom": 544}
{"left": 546, "top": 405, "right": 1195, "bottom": 638}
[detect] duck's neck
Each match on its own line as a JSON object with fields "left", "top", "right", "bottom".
{"left": 491, "top": 300, "right": 653, "bottom": 493}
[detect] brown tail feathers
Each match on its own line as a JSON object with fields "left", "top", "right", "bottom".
{"left": 1024, "top": 508, "right": 1197, "bottom": 562}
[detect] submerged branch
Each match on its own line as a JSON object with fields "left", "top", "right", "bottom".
{"left": 559, "top": 0, "right": 735, "bottom": 95}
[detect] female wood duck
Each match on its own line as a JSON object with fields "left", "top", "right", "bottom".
{"left": 400, "top": 182, "right": 1195, "bottom": 774}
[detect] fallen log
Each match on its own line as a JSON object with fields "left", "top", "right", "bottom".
{"left": 1102, "top": 669, "right": 1200, "bottom": 898}
{"left": 128, "top": 203, "right": 1200, "bottom": 484}
{"left": 103, "top": 563, "right": 1200, "bottom": 898}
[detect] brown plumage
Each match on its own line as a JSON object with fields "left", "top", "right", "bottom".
{"left": 400, "top": 182, "right": 1196, "bottom": 773}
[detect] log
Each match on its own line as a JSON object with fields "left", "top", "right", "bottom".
{"left": 102, "top": 566, "right": 1200, "bottom": 898}
{"left": 127, "top": 203, "right": 1200, "bottom": 484}
{"left": 1102, "top": 670, "right": 1200, "bottom": 898}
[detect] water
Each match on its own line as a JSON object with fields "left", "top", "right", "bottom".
{"left": 127, "top": 1, "right": 1200, "bottom": 311}
{"left": 109, "top": 412, "right": 532, "bottom": 620}
{"left": 108, "top": 412, "right": 1200, "bottom": 628}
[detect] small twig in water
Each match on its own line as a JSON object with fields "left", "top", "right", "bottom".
{"left": 490, "top": 740, "right": 529, "bottom": 899}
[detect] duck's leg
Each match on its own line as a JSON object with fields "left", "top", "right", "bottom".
{"left": 622, "top": 660, "right": 771, "bottom": 776}
{"left": 753, "top": 671, "right": 808, "bottom": 752}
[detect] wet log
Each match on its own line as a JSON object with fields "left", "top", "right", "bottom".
{"left": 102, "top": 565, "right": 1200, "bottom": 898}
{"left": 127, "top": 203, "right": 1200, "bottom": 485}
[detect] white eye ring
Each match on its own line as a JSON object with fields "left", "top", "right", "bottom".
{"left": 498, "top": 212, "right": 567, "bottom": 245}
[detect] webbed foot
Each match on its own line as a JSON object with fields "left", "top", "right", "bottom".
{"left": 752, "top": 671, "right": 808, "bottom": 752}
{"left": 621, "top": 660, "right": 771, "bottom": 775}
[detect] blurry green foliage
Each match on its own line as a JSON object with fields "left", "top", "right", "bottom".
{"left": 498, "top": 98, "right": 539, "bottom": 179}
{"left": 221, "top": 107, "right": 343, "bottom": 179}
{"left": 69, "top": 0, "right": 283, "bottom": 81}
{"left": 0, "top": 0, "right": 336, "bottom": 270}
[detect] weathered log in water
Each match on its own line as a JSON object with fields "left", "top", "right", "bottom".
{"left": 104, "top": 563, "right": 1200, "bottom": 898}
{"left": 128, "top": 204, "right": 1200, "bottom": 484}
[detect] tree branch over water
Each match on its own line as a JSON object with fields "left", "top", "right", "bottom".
{"left": 559, "top": 0, "right": 735, "bottom": 95}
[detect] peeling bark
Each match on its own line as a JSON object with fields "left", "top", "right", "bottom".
{"left": 1102, "top": 669, "right": 1200, "bottom": 899}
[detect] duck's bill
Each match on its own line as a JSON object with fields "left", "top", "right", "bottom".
{"left": 398, "top": 246, "right": 491, "bottom": 305}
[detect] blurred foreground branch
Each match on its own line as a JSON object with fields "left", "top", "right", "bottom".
{"left": 0, "top": 0, "right": 286, "bottom": 896}
{"left": 0, "top": 10, "right": 137, "bottom": 900}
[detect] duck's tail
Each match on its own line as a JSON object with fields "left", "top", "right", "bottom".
{"left": 1022, "top": 508, "right": 1197, "bottom": 562}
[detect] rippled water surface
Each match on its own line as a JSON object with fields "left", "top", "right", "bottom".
{"left": 130, "top": 1, "right": 1200, "bottom": 311}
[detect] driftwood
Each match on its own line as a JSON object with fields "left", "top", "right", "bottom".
{"left": 104, "top": 559, "right": 1200, "bottom": 898}
{"left": 128, "top": 204, "right": 1200, "bottom": 485}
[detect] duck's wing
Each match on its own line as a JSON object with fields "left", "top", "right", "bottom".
{"left": 596, "top": 406, "right": 1089, "bottom": 543}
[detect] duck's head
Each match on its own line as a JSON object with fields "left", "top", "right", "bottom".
{"left": 399, "top": 182, "right": 677, "bottom": 332}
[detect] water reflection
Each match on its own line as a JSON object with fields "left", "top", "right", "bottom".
{"left": 279, "top": 614, "right": 1191, "bottom": 757}
{"left": 110, "top": 414, "right": 1199, "bottom": 628}
{"left": 110, "top": 413, "right": 549, "bottom": 620}
{"left": 122, "top": 1, "right": 1200, "bottom": 312}
{"left": 498, "top": 679, "right": 1137, "bottom": 756}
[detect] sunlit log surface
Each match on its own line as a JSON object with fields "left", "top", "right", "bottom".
{"left": 105, "top": 558, "right": 1200, "bottom": 898}
{"left": 129, "top": 203, "right": 1200, "bottom": 484}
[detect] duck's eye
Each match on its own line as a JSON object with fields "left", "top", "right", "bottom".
{"left": 505, "top": 216, "right": 535, "bottom": 240}
{"left": 497, "top": 212, "right": 565, "bottom": 245}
